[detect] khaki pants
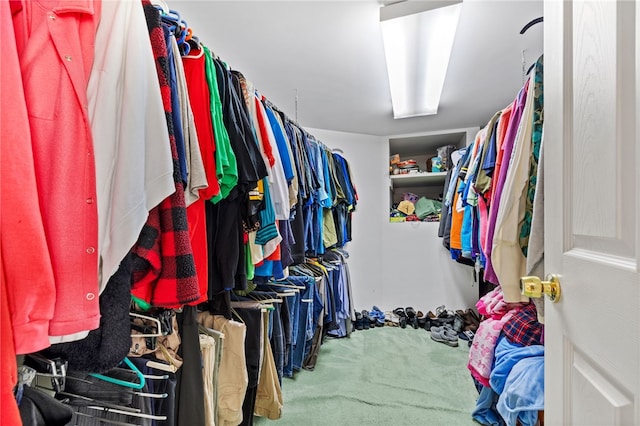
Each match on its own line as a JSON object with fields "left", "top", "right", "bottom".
{"left": 198, "top": 312, "right": 248, "bottom": 426}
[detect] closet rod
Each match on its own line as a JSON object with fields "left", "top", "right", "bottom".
{"left": 261, "top": 95, "right": 319, "bottom": 144}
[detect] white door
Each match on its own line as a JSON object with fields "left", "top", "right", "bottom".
{"left": 544, "top": 0, "right": 640, "bottom": 424}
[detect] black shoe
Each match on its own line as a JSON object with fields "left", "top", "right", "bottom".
{"left": 361, "top": 310, "right": 371, "bottom": 330}
{"left": 399, "top": 316, "right": 407, "bottom": 329}
{"left": 393, "top": 307, "right": 408, "bottom": 329}
{"left": 354, "top": 312, "right": 363, "bottom": 330}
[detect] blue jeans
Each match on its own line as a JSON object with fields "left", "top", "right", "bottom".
{"left": 269, "top": 304, "right": 285, "bottom": 384}
{"left": 286, "top": 276, "right": 317, "bottom": 370}
{"left": 282, "top": 289, "right": 299, "bottom": 378}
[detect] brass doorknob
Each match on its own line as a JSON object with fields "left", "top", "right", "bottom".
{"left": 520, "top": 274, "right": 561, "bottom": 302}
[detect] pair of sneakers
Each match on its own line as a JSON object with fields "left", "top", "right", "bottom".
{"left": 429, "top": 324, "right": 459, "bottom": 347}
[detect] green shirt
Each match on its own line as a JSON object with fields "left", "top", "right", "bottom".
{"left": 203, "top": 45, "right": 238, "bottom": 203}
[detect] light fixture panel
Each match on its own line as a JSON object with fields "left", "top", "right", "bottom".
{"left": 381, "top": 2, "right": 462, "bottom": 119}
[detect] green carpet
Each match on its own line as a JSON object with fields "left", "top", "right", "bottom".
{"left": 255, "top": 326, "right": 479, "bottom": 425}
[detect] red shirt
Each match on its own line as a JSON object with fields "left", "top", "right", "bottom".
{"left": 183, "top": 50, "right": 221, "bottom": 304}
{"left": 11, "top": 0, "right": 101, "bottom": 338}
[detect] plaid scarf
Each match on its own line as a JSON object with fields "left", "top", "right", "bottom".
{"left": 130, "top": 1, "right": 199, "bottom": 307}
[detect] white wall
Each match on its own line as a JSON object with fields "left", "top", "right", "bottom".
{"left": 308, "top": 127, "right": 479, "bottom": 314}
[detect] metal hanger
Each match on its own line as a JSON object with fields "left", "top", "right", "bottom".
{"left": 74, "top": 411, "right": 139, "bottom": 426}
{"left": 130, "top": 312, "right": 163, "bottom": 338}
{"left": 85, "top": 406, "right": 167, "bottom": 422}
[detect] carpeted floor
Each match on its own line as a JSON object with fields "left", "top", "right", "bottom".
{"left": 255, "top": 325, "right": 479, "bottom": 425}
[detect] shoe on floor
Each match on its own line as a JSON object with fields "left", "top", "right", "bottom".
{"left": 369, "top": 306, "right": 385, "bottom": 327}
{"left": 393, "top": 307, "right": 408, "bottom": 328}
{"left": 354, "top": 312, "right": 363, "bottom": 330}
{"left": 430, "top": 325, "right": 458, "bottom": 338}
{"left": 361, "top": 310, "right": 371, "bottom": 330}
{"left": 430, "top": 328, "right": 459, "bottom": 347}
{"left": 384, "top": 311, "right": 400, "bottom": 327}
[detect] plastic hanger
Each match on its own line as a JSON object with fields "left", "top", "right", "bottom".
{"left": 230, "top": 306, "right": 245, "bottom": 324}
{"left": 265, "top": 282, "right": 305, "bottom": 290}
{"left": 198, "top": 324, "right": 225, "bottom": 340}
{"left": 273, "top": 291, "right": 297, "bottom": 297}
{"left": 145, "top": 343, "right": 179, "bottom": 373}
{"left": 145, "top": 360, "right": 177, "bottom": 374}
{"left": 89, "top": 358, "right": 145, "bottom": 390}
{"left": 183, "top": 38, "right": 204, "bottom": 59}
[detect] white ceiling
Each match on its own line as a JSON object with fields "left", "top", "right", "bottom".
{"left": 175, "top": 0, "right": 543, "bottom": 137}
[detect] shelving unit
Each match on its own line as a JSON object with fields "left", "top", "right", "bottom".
{"left": 388, "top": 127, "right": 478, "bottom": 218}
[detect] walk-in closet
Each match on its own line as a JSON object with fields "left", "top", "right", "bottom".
{"left": 3, "top": 1, "right": 639, "bottom": 425}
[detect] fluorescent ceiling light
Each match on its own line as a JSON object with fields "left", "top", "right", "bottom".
{"left": 381, "top": 1, "right": 462, "bottom": 119}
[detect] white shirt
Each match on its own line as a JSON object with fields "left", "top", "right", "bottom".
{"left": 87, "top": 0, "right": 174, "bottom": 293}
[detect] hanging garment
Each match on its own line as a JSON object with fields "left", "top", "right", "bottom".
{"left": 169, "top": 34, "right": 208, "bottom": 206}
{"left": 12, "top": 0, "right": 102, "bottom": 341}
{"left": 88, "top": 0, "right": 174, "bottom": 294}
{"left": 199, "top": 334, "right": 217, "bottom": 426}
{"left": 42, "top": 255, "right": 134, "bottom": 374}
{"left": 198, "top": 313, "right": 248, "bottom": 426}
{"left": 0, "top": 247, "right": 21, "bottom": 425}
{"left": 1, "top": 0, "right": 56, "bottom": 355}
{"left": 163, "top": 26, "right": 188, "bottom": 189}
{"left": 518, "top": 57, "right": 544, "bottom": 257}
{"left": 202, "top": 46, "right": 238, "bottom": 204}
{"left": 182, "top": 46, "right": 220, "bottom": 202}
{"left": 130, "top": 1, "right": 200, "bottom": 308}
{"left": 263, "top": 102, "right": 298, "bottom": 209}
{"left": 183, "top": 46, "right": 220, "bottom": 306}
{"left": 254, "top": 309, "right": 283, "bottom": 420}
{"left": 200, "top": 325, "right": 225, "bottom": 426}
{"left": 233, "top": 307, "right": 263, "bottom": 426}
{"left": 175, "top": 306, "right": 206, "bottom": 425}
{"left": 253, "top": 92, "right": 290, "bottom": 221}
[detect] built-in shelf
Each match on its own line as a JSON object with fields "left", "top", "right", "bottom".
{"left": 389, "top": 171, "right": 447, "bottom": 189}
{"left": 387, "top": 127, "right": 478, "bottom": 218}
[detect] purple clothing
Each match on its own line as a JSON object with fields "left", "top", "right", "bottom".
{"left": 483, "top": 82, "right": 529, "bottom": 284}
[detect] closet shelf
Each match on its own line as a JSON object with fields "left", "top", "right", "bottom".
{"left": 389, "top": 171, "right": 447, "bottom": 189}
